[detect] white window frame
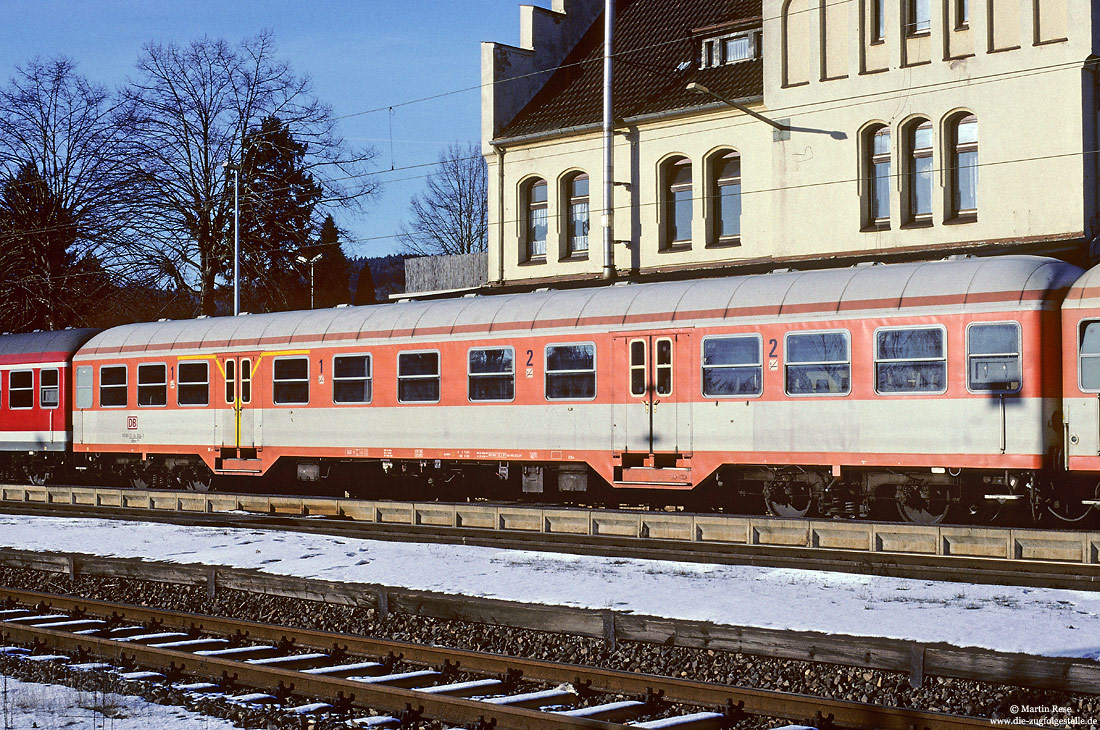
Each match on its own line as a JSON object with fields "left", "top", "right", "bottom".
{"left": 272, "top": 355, "right": 310, "bottom": 406}
{"left": 467, "top": 346, "right": 516, "bottom": 403}
{"left": 966, "top": 321, "right": 1021, "bottom": 394}
{"left": 39, "top": 367, "right": 60, "bottom": 409}
{"left": 333, "top": 353, "right": 373, "bottom": 404}
{"left": 177, "top": 360, "right": 210, "bottom": 407}
{"left": 398, "top": 349, "right": 441, "bottom": 404}
{"left": 545, "top": 342, "right": 597, "bottom": 402}
{"left": 137, "top": 362, "right": 168, "bottom": 408}
{"left": 701, "top": 334, "right": 764, "bottom": 399}
{"left": 699, "top": 30, "right": 759, "bottom": 68}
{"left": 9, "top": 369, "right": 33, "bottom": 410}
{"left": 873, "top": 325, "right": 948, "bottom": 395}
{"left": 784, "top": 330, "right": 852, "bottom": 397}
{"left": 100, "top": 365, "right": 128, "bottom": 409}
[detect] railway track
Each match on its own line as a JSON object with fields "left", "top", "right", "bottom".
{"left": 3, "top": 485, "right": 1099, "bottom": 591}
{"left": 0, "top": 587, "right": 1010, "bottom": 729}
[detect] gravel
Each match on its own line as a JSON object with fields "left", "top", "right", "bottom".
{"left": 1, "top": 566, "right": 1097, "bottom": 729}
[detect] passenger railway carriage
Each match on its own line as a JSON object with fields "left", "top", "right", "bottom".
{"left": 0, "top": 328, "right": 101, "bottom": 484}
{"left": 49, "top": 254, "right": 1088, "bottom": 524}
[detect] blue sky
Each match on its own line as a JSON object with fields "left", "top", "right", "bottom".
{"left": 0, "top": 0, "right": 554, "bottom": 258}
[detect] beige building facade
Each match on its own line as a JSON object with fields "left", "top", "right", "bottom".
{"left": 481, "top": 0, "right": 1099, "bottom": 288}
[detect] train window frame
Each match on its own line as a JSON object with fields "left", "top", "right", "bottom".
{"left": 467, "top": 346, "right": 515, "bottom": 403}
{"left": 137, "top": 362, "right": 168, "bottom": 407}
{"left": 397, "top": 350, "right": 441, "bottom": 404}
{"left": 655, "top": 337, "right": 673, "bottom": 397}
{"left": 75, "top": 366, "right": 93, "bottom": 409}
{"left": 39, "top": 368, "right": 60, "bottom": 409}
{"left": 873, "top": 325, "right": 948, "bottom": 395}
{"left": 629, "top": 339, "right": 647, "bottom": 397}
{"left": 1078, "top": 320, "right": 1100, "bottom": 392}
{"left": 177, "top": 360, "right": 210, "bottom": 407}
{"left": 545, "top": 342, "right": 597, "bottom": 401}
{"left": 272, "top": 356, "right": 310, "bottom": 405}
{"left": 966, "top": 322, "right": 1021, "bottom": 394}
{"left": 99, "top": 365, "right": 128, "bottom": 408}
{"left": 9, "top": 369, "right": 33, "bottom": 410}
{"left": 333, "top": 353, "right": 373, "bottom": 404}
{"left": 701, "top": 334, "right": 763, "bottom": 398}
{"left": 784, "top": 330, "right": 852, "bottom": 397}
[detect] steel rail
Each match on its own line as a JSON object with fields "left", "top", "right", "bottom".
{"left": 3, "top": 496, "right": 1099, "bottom": 592}
{"left": 0, "top": 588, "right": 1009, "bottom": 730}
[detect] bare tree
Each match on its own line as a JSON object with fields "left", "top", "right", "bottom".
{"left": 398, "top": 141, "right": 487, "bottom": 257}
{"left": 118, "top": 31, "right": 378, "bottom": 315}
{"left": 0, "top": 57, "right": 135, "bottom": 278}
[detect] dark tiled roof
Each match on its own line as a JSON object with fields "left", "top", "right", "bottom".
{"left": 498, "top": 0, "right": 763, "bottom": 139}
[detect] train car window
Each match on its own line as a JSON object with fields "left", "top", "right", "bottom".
{"left": 545, "top": 343, "right": 596, "bottom": 400}
{"left": 334, "top": 354, "right": 372, "bottom": 403}
{"left": 178, "top": 361, "right": 209, "bottom": 406}
{"left": 1081, "top": 321, "right": 1100, "bottom": 391}
{"left": 968, "top": 322, "right": 1021, "bottom": 393}
{"left": 272, "top": 357, "right": 309, "bottom": 405}
{"left": 241, "top": 358, "right": 252, "bottom": 404}
{"left": 100, "top": 365, "right": 127, "bottom": 407}
{"left": 468, "top": 347, "right": 514, "bottom": 402}
{"left": 398, "top": 351, "right": 440, "bottom": 403}
{"left": 225, "top": 359, "right": 235, "bottom": 404}
{"left": 655, "top": 338, "right": 673, "bottom": 397}
{"left": 40, "top": 368, "right": 60, "bottom": 408}
{"left": 9, "top": 370, "right": 33, "bottom": 409}
{"left": 629, "top": 340, "right": 647, "bottom": 396}
{"left": 137, "top": 364, "right": 167, "bottom": 406}
{"left": 874, "top": 326, "right": 947, "bottom": 394}
{"left": 702, "top": 335, "right": 762, "bottom": 397}
{"left": 785, "top": 331, "right": 851, "bottom": 396}
{"left": 75, "top": 366, "right": 93, "bottom": 409}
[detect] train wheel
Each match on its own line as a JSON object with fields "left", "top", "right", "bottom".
{"left": 1040, "top": 480, "right": 1096, "bottom": 524}
{"left": 895, "top": 484, "right": 950, "bottom": 524}
{"left": 763, "top": 481, "right": 814, "bottom": 518}
{"left": 179, "top": 464, "right": 214, "bottom": 492}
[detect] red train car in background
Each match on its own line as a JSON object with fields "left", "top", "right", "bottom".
{"left": 0, "top": 329, "right": 100, "bottom": 484}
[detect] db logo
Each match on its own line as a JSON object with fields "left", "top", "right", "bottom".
{"left": 126, "top": 416, "right": 138, "bottom": 430}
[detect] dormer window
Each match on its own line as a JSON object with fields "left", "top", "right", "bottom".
{"left": 700, "top": 31, "right": 758, "bottom": 69}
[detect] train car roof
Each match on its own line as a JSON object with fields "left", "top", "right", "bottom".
{"left": 76, "top": 256, "right": 1082, "bottom": 357}
{"left": 0, "top": 328, "right": 102, "bottom": 364}
{"left": 1061, "top": 260, "right": 1100, "bottom": 309}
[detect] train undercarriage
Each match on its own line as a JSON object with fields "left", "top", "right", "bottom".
{"left": 2, "top": 450, "right": 1098, "bottom": 526}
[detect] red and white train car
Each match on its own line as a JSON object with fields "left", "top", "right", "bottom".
{"left": 1058, "top": 265, "right": 1100, "bottom": 518}
{"left": 70, "top": 256, "right": 1080, "bottom": 521}
{"left": 0, "top": 328, "right": 101, "bottom": 483}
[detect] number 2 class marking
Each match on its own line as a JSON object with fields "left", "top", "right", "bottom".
{"left": 526, "top": 349, "right": 534, "bottom": 367}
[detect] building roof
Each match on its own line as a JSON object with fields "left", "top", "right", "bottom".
{"left": 76, "top": 256, "right": 1080, "bottom": 357}
{"left": 498, "top": 0, "right": 763, "bottom": 140}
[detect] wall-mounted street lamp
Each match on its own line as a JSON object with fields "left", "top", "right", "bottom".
{"left": 686, "top": 82, "right": 790, "bottom": 141}
{"left": 296, "top": 253, "right": 323, "bottom": 309}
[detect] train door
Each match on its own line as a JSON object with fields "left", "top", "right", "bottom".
{"left": 219, "top": 354, "right": 259, "bottom": 457}
{"left": 613, "top": 331, "right": 691, "bottom": 456}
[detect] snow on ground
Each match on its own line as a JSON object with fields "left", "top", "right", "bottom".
{"left": 1, "top": 513, "right": 1098, "bottom": 661}
{"left": 0, "top": 673, "right": 236, "bottom": 729}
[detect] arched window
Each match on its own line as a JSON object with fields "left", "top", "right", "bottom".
{"left": 664, "top": 156, "right": 693, "bottom": 247}
{"left": 865, "top": 125, "right": 891, "bottom": 228}
{"left": 523, "top": 178, "right": 548, "bottom": 259}
{"left": 564, "top": 173, "right": 589, "bottom": 256}
{"left": 907, "top": 120, "right": 933, "bottom": 223}
{"left": 951, "top": 114, "right": 978, "bottom": 218}
{"left": 710, "top": 151, "right": 741, "bottom": 245}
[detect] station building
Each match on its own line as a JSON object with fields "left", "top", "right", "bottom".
{"left": 477, "top": 0, "right": 1099, "bottom": 290}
